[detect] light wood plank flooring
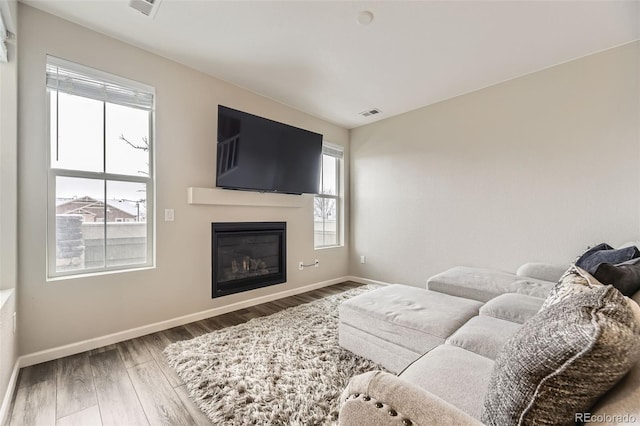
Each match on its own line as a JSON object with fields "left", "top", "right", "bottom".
{"left": 6, "top": 281, "right": 363, "bottom": 426}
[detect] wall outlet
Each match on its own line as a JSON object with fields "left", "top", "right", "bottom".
{"left": 298, "top": 261, "right": 304, "bottom": 271}
{"left": 164, "top": 209, "right": 175, "bottom": 222}
{"left": 314, "top": 259, "right": 319, "bottom": 268}
{"left": 13, "top": 312, "right": 16, "bottom": 334}
{"left": 360, "top": 255, "right": 366, "bottom": 264}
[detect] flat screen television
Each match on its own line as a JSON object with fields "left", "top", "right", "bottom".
{"left": 216, "top": 105, "right": 323, "bottom": 195}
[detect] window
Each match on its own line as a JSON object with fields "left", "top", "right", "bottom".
{"left": 314, "top": 143, "right": 343, "bottom": 248}
{"left": 46, "top": 56, "right": 155, "bottom": 278}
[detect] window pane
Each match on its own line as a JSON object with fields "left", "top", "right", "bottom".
{"left": 106, "top": 103, "right": 150, "bottom": 177}
{"left": 323, "top": 200, "right": 337, "bottom": 246}
{"left": 106, "top": 181, "right": 147, "bottom": 267}
{"left": 321, "top": 154, "right": 337, "bottom": 195}
{"left": 314, "top": 198, "right": 325, "bottom": 247}
{"left": 52, "top": 92, "right": 104, "bottom": 172}
{"left": 314, "top": 196, "right": 338, "bottom": 247}
{"left": 314, "top": 224, "right": 325, "bottom": 247}
{"left": 55, "top": 176, "right": 105, "bottom": 272}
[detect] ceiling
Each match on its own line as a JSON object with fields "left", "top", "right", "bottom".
{"left": 22, "top": 0, "right": 640, "bottom": 129}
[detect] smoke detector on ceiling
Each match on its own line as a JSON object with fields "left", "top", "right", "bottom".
{"left": 359, "top": 108, "right": 381, "bottom": 117}
{"left": 357, "top": 11, "right": 374, "bottom": 26}
{"left": 129, "top": 0, "right": 162, "bottom": 18}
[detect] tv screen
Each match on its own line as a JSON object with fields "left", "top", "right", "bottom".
{"left": 216, "top": 105, "right": 323, "bottom": 195}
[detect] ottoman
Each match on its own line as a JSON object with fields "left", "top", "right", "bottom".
{"left": 339, "top": 284, "right": 483, "bottom": 373}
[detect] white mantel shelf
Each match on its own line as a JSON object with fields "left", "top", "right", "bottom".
{"left": 187, "top": 187, "right": 309, "bottom": 208}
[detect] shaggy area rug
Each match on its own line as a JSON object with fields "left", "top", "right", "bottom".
{"left": 164, "top": 285, "right": 384, "bottom": 425}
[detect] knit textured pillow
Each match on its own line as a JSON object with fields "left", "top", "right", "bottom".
{"left": 481, "top": 286, "right": 640, "bottom": 426}
{"left": 540, "top": 265, "right": 603, "bottom": 311}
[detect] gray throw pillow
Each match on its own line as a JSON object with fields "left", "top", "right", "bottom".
{"left": 482, "top": 286, "right": 640, "bottom": 426}
{"left": 540, "top": 265, "right": 603, "bottom": 311}
{"left": 576, "top": 243, "right": 640, "bottom": 274}
{"left": 594, "top": 261, "right": 640, "bottom": 297}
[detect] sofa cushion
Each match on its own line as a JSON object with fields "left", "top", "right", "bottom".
{"left": 515, "top": 262, "right": 569, "bottom": 283}
{"left": 479, "top": 293, "right": 544, "bottom": 324}
{"left": 400, "top": 345, "right": 495, "bottom": 420}
{"left": 338, "top": 323, "right": 420, "bottom": 374}
{"left": 446, "top": 316, "right": 521, "bottom": 360}
{"left": 339, "top": 285, "right": 482, "bottom": 356}
{"left": 588, "top": 299, "right": 640, "bottom": 424}
{"left": 587, "top": 361, "right": 640, "bottom": 425}
{"left": 481, "top": 286, "right": 640, "bottom": 426}
{"left": 540, "top": 265, "right": 603, "bottom": 311}
{"left": 427, "top": 266, "right": 554, "bottom": 303}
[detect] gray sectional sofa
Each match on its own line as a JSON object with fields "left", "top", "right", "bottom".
{"left": 426, "top": 262, "right": 569, "bottom": 302}
{"left": 338, "top": 259, "right": 640, "bottom": 425}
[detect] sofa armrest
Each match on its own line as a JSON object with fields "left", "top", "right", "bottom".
{"left": 339, "top": 371, "right": 482, "bottom": 426}
{"left": 515, "top": 262, "right": 569, "bottom": 283}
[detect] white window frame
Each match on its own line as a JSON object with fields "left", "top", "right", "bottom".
{"left": 46, "top": 56, "right": 155, "bottom": 279}
{"left": 314, "top": 142, "right": 343, "bottom": 249}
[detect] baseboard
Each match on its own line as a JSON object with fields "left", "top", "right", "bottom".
{"left": 0, "top": 360, "right": 20, "bottom": 426}
{"left": 346, "top": 276, "right": 391, "bottom": 286}
{"left": 18, "top": 276, "right": 353, "bottom": 368}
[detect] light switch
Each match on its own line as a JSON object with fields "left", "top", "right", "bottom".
{"left": 164, "top": 209, "right": 175, "bottom": 222}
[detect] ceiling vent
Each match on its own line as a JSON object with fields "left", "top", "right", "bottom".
{"left": 129, "top": 0, "right": 162, "bottom": 18}
{"left": 359, "top": 108, "right": 381, "bottom": 117}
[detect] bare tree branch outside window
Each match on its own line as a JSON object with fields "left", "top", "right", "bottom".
{"left": 119, "top": 134, "right": 150, "bottom": 177}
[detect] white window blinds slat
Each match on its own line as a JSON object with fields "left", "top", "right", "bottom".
{"left": 322, "top": 143, "right": 344, "bottom": 159}
{"left": 46, "top": 56, "right": 154, "bottom": 110}
{"left": 0, "top": 11, "right": 8, "bottom": 63}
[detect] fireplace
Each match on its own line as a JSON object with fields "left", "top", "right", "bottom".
{"left": 211, "top": 222, "right": 286, "bottom": 298}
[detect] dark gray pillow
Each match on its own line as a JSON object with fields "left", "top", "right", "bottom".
{"left": 576, "top": 243, "right": 640, "bottom": 275}
{"left": 482, "top": 286, "right": 640, "bottom": 426}
{"left": 594, "top": 261, "right": 640, "bottom": 297}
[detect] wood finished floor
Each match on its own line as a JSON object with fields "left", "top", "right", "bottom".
{"left": 6, "top": 281, "right": 363, "bottom": 426}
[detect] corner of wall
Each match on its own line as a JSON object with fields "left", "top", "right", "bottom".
{"left": 0, "top": 0, "right": 19, "bottom": 422}
{"left": 0, "top": 290, "right": 19, "bottom": 426}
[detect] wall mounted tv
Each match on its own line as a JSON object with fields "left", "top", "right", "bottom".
{"left": 216, "top": 105, "right": 323, "bottom": 195}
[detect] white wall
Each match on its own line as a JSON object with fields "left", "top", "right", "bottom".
{"left": 350, "top": 42, "right": 640, "bottom": 286}
{"left": 18, "top": 4, "right": 349, "bottom": 356}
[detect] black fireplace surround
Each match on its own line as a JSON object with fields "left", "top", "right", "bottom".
{"left": 212, "top": 222, "right": 286, "bottom": 298}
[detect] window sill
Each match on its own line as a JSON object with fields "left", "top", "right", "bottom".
{"left": 47, "top": 265, "right": 155, "bottom": 282}
{"left": 314, "top": 245, "right": 343, "bottom": 251}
